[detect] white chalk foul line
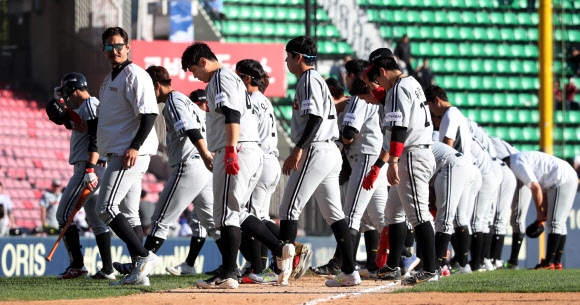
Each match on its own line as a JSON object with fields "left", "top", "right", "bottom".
{"left": 302, "top": 282, "right": 398, "bottom": 305}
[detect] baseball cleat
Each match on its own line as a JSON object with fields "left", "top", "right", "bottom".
{"left": 124, "top": 251, "right": 161, "bottom": 285}
{"left": 166, "top": 262, "right": 195, "bottom": 276}
{"left": 196, "top": 275, "right": 239, "bottom": 289}
{"left": 325, "top": 271, "right": 362, "bottom": 287}
{"left": 240, "top": 269, "right": 278, "bottom": 285}
{"left": 88, "top": 269, "right": 116, "bottom": 280}
{"left": 402, "top": 255, "right": 420, "bottom": 276}
{"left": 402, "top": 269, "right": 438, "bottom": 285}
{"left": 276, "top": 243, "right": 295, "bottom": 286}
{"left": 309, "top": 260, "right": 341, "bottom": 277}
{"left": 454, "top": 263, "right": 472, "bottom": 274}
{"left": 376, "top": 265, "right": 401, "bottom": 281}
{"left": 291, "top": 242, "right": 313, "bottom": 279}
{"left": 358, "top": 264, "right": 379, "bottom": 278}
{"left": 110, "top": 275, "right": 150, "bottom": 286}
{"left": 57, "top": 266, "right": 88, "bottom": 279}
{"left": 533, "top": 259, "right": 555, "bottom": 270}
{"left": 502, "top": 261, "right": 519, "bottom": 270}
{"left": 483, "top": 258, "right": 496, "bottom": 271}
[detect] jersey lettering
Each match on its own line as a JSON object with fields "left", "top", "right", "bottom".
{"left": 385, "top": 111, "right": 403, "bottom": 122}
{"left": 301, "top": 99, "right": 313, "bottom": 115}
{"left": 215, "top": 92, "right": 227, "bottom": 108}
{"left": 343, "top": 113, "right": 357, "bottom": 125}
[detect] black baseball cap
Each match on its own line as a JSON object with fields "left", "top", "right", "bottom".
{"left": 368, "top": 48, "right": 395, "bottom": 63}
{"left": 189, "top": 89, "right": 207, "bottom": 104}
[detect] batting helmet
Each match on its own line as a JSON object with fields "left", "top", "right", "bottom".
{"left": 56, "top": 72, "right": 88, "bottom": 99}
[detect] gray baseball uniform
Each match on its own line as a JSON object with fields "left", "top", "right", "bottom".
{"left": 248, "top": 91, "right": 280, "bottom": 221}
{"left": 56, "top": 97, "right": 109, "bottom": 236}
{"left": 280, "top": 69, "right": 344, "bottom": 224}
{"left": 382, "top": 76, "right": 435, "bottom": 228}
{"left": 430, "top": 142, "right": 469, "bottom": 234}
{"left": 341, "top": 95, "right": 388, "bottom": 231}
{"left": 205, "top": 68, "right": 262, "bottom": 228}
{"left": 40, "top": 189, "right": 62, "bottom": 229}
{"left": 509, "top": 152, "right": 577, "bottom": 235}
{"left": 97, "top": 62, "right": 159, "bottom": 226}
{"left": 469, "top": 137, "right": 497, "bottom": 234}
{"left": 148, "top": 91, "right": 217, "bottom": 240}
{"left": 490, "top": 137, "right": 517, "bottom": 236}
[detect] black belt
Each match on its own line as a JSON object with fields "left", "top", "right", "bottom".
{"left": 417, "top": 144, "right": 431, "bottom": 149}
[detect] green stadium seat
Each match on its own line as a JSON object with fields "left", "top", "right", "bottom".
{"left": 447, "top": 11, "right": 462, "bottom": 24}
{"left": 500, "top": 28, "right": 515, "bottom": 41}
{"left": 497, "top": 60, "right": 510, "bottom": 73}
{"left": 491, "top": 126, "right": 509, "bottom": 139}
{"left": 472, "top": 27, "right": 486, "bottom": 40}
{"left": 519, "top": 110, "right": 539, "bottom": 124}
{"left": 465, "top": 92, "right": 479, "bottom": 106}
{"left": 487, "top": 28, "right": 501, "bottom": 41}
{"left": 483, "top": 43, "right": 497, "bottom": 57}
{"left": 510, "top": 44, "right": 525, "bottom": 57}
{"left": 405, "top": 26, "right": 420, "bottom": 40}
{"left": 489, "top": 12, "right": 504, "bottom": 24}
{"left": 504, "top": 12, "right": 518, "bottom": 25}
{"left": 407, "top": 10, "right": 421, "bottom": 23}
{"left": 458, "top": 43, "right": 470, "bottom": 56}
{"left": 516, "top": 12, "right": 535, "bottom": 25}
{"left": 491, "top": 93, "right": 508, "bottom": 107}
{"left": 522, "top": 60, "right": 537, "bottom": 74}
{"left": 479, "top": 93, "right": 494, "bottom": 107}
{"left": 462, "top": 109, "right": 477, "bottom": 122}
{"left": 479, "top": 109, "right": 493, "bottom": 123}
{"left": 380, "top": 26, "right": 391, "bottom": 39}
{"left": 278, "top": 105, "right": 293, "bottom": 121}
{"left": 527, "top": 28, "right": 538, "bottom": 41}
{"left": 263, "top": 7, "right": 277, "bottom": 20}
{"left": 444, "top": 43, "right": 459, "bottom": 56}
{"left": 482, "top": 60, "right": 493, "bottom": 73}
{"left": 508, "top": 77, "right": 522, "bottom": 90}
{"left": 495, "top": 76, "right": 508, "bottom": 90}
{"left": 421, "top": 27, "right": 435, "bottom": 39}
{"left": 460, "top": 11, "right": 476, "bottom": 24}
{"left": 474, "top": 11, "right": 490, "bottom": 24}
{"left": 471, "top": 43, "right": 485, "bottom": 57}
{"left": 419, "top": 11, "right": 435, "bottom": 23}
{"left": 513, "top": 28, "right": 527, "bottom": 41}
{"left": 430, "top": 59, "right": 444, "bottom": 72}
{"left": 497, "top": 44, "right": 510, "bottom": 57}
{"left": 366, "top": 9, "right": 380, "bottom": 22}
{"left": 521, "top": 77, "right": 537, "bottom": 90}
{"left": 469, "top": 75, "right": 483, "bottom": 89}
{"left": 456, "top": 59, "right": 469, "bottom": 72}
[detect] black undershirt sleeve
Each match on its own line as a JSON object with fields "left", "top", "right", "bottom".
{"left": 130, "top": 113, "right": 157, "bottom": 150}
{"left": 296, "top": 114, "right": 323, "bottom": 148}
{"left": 221, "top": 106, "right": 241, "bottom": 124}
{"left": 185, "top": 128, "right": 204, "bottom": 144}
{"left": 86, "top": 118, "right": 98, "bottom": 153}
{"left": 390, "top": 126, "right": 408, "bottom": 143}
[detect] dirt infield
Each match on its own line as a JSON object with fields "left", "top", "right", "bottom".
{"left": 6, "top": 275, "right": 580, "bottom": 305}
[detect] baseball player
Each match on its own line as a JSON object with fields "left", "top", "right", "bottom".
{"left": 39, "top": 179, "right": 63, "bottom": 235}
{"left": 278, "top": 36, "right": 361, "bottom": 287}
{"left": 361, "top": 47, "right": 437, "bottom": 285}
{"left": 96, "top": 27, "right": 161, "bottom": 286}
{"left": 424, "top": 85, "right": 476, "bottom": 273}
{"left": 181, "top": 42, "right": 294, "bottom": 289}
{"left": 46, "top": 72, "right": 115, "bottom": 280}
{"left": 489, "top": 137, "right": 518, "bottom": 269}
{"left": 190, "top": 89, "right": 209, "bottom": 112}
{"left": 504, "top": 151, "right": 576, "bottom": 270}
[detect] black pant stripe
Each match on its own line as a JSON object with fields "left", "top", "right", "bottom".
{"left": 105, "top": 168, "right": 126, "bottom": 219}
{"left": 347, "top": 155, "right": 370, "bottom": 228}
{"left": 150, "top": 163, "right": 185, "bottom": 235}
{"left": 286, "top": 147, "right": 315, "bottom": 220}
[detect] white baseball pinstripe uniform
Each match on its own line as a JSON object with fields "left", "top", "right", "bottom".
{"left": 509, "top": 152, "right": 577, "bottom": 235}
{"left": 341, "top": 96, "right": 387, "bottom": 231}
{"left": 430, "top": 142, "right": 469, "bottom": 234}
{"left": 437, "top": 107, "right": 478, "bottom": 231}
{"left": 148, "top": 91, "right": 217, "bottom": 240}
{"left": 469, "top": 137, "right": 497, "bottom": 234}
{"left": 205, "top": 68, "right": 262, "bottom": 228}
{"left": 248, "top": 91, "right": 280, "bottom": 221}
{"left": 97, "top": 63, "right": 159, "bottom": 226}
{"left": 57, "top": 97, "right": 109, "bottom": 235}
{"left": 280, "top": 69, "right": 344, "bottom": 224}
{"left": 382, "top": 77, "right": 435, "bottom": 228}
{"left": 489, "top": 137, "right": 516, "bottom": 236}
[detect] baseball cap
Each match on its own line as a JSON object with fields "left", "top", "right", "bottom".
{"left": 368, "top": 48, "right": 395, "bottom": 63}
{"left": 189, "top": 89, "right": 207, "bottom": 104}
{"left": 52, "top": 179, "right": 62, "bottom": 186}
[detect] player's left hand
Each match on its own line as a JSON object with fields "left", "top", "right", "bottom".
{"left": 83, "top": 168, "right": 98, "bottom": 191}
{"left": 224, "top": 146, "right": 240, "bottom": 175}
{"left": 387, "top": 163, "right": 400, "bottom": 185}
{"left": 201, "top": 151, "right": 214, "bottom": 172}
{"left": 123, "top": 148, "right": 138, "bottom": 170}
{"left": 283, "top": 147, "right": 302, "bottom": 175}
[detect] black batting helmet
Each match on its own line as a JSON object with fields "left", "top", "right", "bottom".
{"left": 56, "top": 72, "right": 88, "bottom": 99}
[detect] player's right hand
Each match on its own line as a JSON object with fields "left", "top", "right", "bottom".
{"left": 202, "top": 152, "right": 213, "bottom": 172}
{"left": 83, "top": 168, "right": 98, "bottom": 191}
{"left": 362, "top": 165, "right": 380, "bottom": 190}
{"left": 224, "top": 146, "right": 240, "bottom": 175}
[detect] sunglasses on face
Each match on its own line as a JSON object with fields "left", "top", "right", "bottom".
{"left": 103, "top": 43, "right": 126, "bottom": 52}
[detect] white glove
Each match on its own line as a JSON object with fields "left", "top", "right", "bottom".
{"left": 83, "top": 168, "right": 98, "bottom": 191}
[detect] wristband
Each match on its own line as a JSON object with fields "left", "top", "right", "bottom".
{"left": 389, "top": 141, "right": 404, "bottom": 157}
{"left": 374, "top": 159, "right": 385, "bottom": 168}
{"left": 85, "top": 163, "right": 96, "bottom": 169}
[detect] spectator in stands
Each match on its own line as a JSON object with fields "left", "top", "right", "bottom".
{"left": 565, "top": 78, "right": 579, "bottom": 110}
{"left": 40, "top": 179, "right": 63, "bottom": 235}
{"left": 554, "top": 80, "right": 564, "bottom": 110}
{"left": 139, "top": 190, "right": 155, "bottom": 235}
{"left": 394, "top": 34, "right": 413, "bottom": 76}
{"left": 189, "top": 89, "right": 209, "bottom": 112}
{"left": 570, "top": 47, "right": 580, "bottom": 77}
{"left": 329, "top": 55, "right": 352, "bottom": 89}
{"left": 0, "top": 182, "right": 16, "bottom": 231}
{"left": 204, "top": 0, "right": 225, "bottom": 33}
{"left": 415, "top": 58, "right": 434, "bottom": 89}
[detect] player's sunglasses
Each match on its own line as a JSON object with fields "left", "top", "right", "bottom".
{"left": 103, "top": 43, "right": 126, "bottom": 52}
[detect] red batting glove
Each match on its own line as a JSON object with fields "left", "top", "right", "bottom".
{"left": 362, "top": 165, "right": 380, "bottom": 190}
{"left": 224, "top": 146, "right": 240, "bottom": 175}
{"left": 83, "top": 168, "right": 98, "bottom": 191}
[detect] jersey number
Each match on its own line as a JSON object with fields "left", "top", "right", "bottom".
{"left": 269, "top": 113, "right": 276, "bottom": 137}
{"left": 420, "top": 101, "right": 431, "bottom": 127}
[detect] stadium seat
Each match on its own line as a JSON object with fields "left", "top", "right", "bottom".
{"left": 473, "top": 11, "right": 489, "bottom": 24}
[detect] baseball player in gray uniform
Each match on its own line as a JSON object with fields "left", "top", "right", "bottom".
{"left": 429, "top": 142, "right": 470, "bottom": 275}
{"left": 47, "top": 72, "right": 115, "bottom": 280}
{"left": 424, "top": 85, "right": 476, "bottom": 273}
{"left": 505, "top": 151, "right": 576, "bottom": 270}
{"left": 361, "top": 48, "right": 437, "bottom": 285}
{"left": 40, "top": 179, "right": 62, "bottom": 234}
{"left": 96, "top": 27, "right": 161, "bottom": 286}
{"left": 138, "top": 65, "right": 219, "bottom": 266}
{"left": 279, "top": 36, "right": 361, "bottom": 287}
{"left": 181, "top": 42, "right": 294, "bottom": 289}
{"left": 235, "top": 59, "right": 280, "bottom": 283}
{"left": 489, "top": 137, "right": 517, "bottom": 269}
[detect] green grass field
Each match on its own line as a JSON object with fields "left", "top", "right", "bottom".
{"left": 0, "top": 270, "right": 578, "bottom": 302}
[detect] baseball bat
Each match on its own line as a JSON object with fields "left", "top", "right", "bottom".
{"left": 45, "top": 187, "right": 92, "bottom": 262}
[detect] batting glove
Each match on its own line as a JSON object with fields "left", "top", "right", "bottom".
{"left": 83, "top": 168, "right": 98, "bottom": 191}
{"left": 224, "top": 146, "right": 240, "bottom": 175}
{"left": 362, "top": 165, "right": 380, "bottom": 190}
